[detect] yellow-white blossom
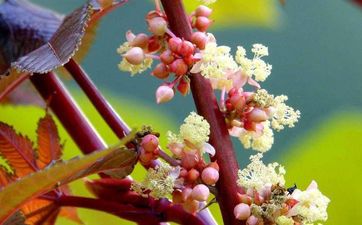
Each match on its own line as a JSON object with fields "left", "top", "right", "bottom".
{"left": 131, "top": 162, "right": 180, "bottom": 199}
{"left": 179, "top": 112, "right": 210, "bottom": 147}
{"left": 191, "top": 42, "right": 238, "bottom": 81}
{"left": 237, "top": 153, "right": 285, "bottom": 192}
{"left": 117, "top": 42, "right": 153, "bottom": 75}
{"left": 198, "top": 0, "right": 217, "bottom": 5}
{"left": 235, "top": 44, "right": 272, "bottom": 82}
{"left": 238, "top": 121, "right": 274, "bottom": 152}
{"left": 276, "top": 216, "right": 294, "bottom": 225}
{"left": 271, "top": 95, "right": 301, "bottom": 131}
{"left": 288, "top": 181, "right": 330, "bottom": 224}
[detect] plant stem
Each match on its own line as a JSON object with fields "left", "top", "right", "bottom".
{"left": 160, "top": 1, "right": 242, "bottom": 224}
{"left": 58, "top": 195, "right": 205, "bottom": 225}
{"left": 30, "top": 72, "right": 107, "bottom": 153}
{"left": 0, "top": 72, "right": 30, "bottom": 102}
{"left": 64, "top": 59, "right": 179, "bottom": 166}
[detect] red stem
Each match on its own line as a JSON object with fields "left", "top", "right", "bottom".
{"left": 64, "top": 59, "right": 179, "bottom": 166}
{"left": 0, "top": 72, "right": 30, "bottom": 102}
{"left": 160, "top": 1, "right": 242, "bottom": 224}
{"left": 30, "top": 72, "right": 107, "bottom": 153}
{"left": 57, "top": 195, "right": 205, "bottom": 225}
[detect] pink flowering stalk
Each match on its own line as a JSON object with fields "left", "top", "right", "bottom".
{"left": 0, "top": 0, "right": 329, "bottom": 224}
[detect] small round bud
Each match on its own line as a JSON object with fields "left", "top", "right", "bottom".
{"left": 148, "top": 36, "right": 161, "bottom": 52}
{"left": 124, "top": 47, "right": 145, "bottom": 65}
{"left": 237, "top": 193, "right": 252, "bottom": 205}
{"left": 155, "top": 85, "right": 174, "bottom": 104}
{"left": 229, "top": 94, "right": 245, "bottom": 111}
{"left": 243, "top": 120, "right": 257, "bottom": 131}
{"left": 247, "top": 108, "right": 269, "bottom": 122}
{"left": 172, "top": 190, "right": 184, "bottom": 204}
{"left": 170, "top": 59, "right": 188, "bottom": 76}
{"left": 141, "top": 134, "right": 159, "bottom": 152}
{"left": 152, "top": 63, "right": 169, "bottom": 79}
{"left": 246, "top": 215, "right": 258, "bottom": 225}
{"left": 182, "top": 187, "right": 193, "bottom": 201}
{"left": 181, "top": 151, "right": 199, "bottom": 169}
{"left": 168, "top": 37, "right": 183, "bottom": 53}
{"left": 139, "top": 148, "right": 153, "bottom": 165}
{"left": 148, "top": 17, "right": 167, "bottom": 36}
{"left": 191, "top": 32, "right": 208, "bottom": 50}
{"left": 201, "top": 167, "right": 219, "bottom": 185}
{"left": 195, "top": 5, "right": 213, "bottom": 17}
{"left": 195, "top": 16, "right": 212, "bottom": 32}
{"left": 177, "top": 40, "right": 195, "bottom": 56}
{"left": 187, "top": 168, "right": 200, "bottom": 182}
{"left": 208, "top": 161, "right": 219, "bottom": 171}
{"left": 191, "top": 184, "right": 210, "bottom": 202}
{"left": 183, "top": 198, "right": 199, "bottom": 214}
{"left": 130, "top": 33, "right": 149, "bottom": 49}
{"left": 177, "top": 78, "right": 190, "bottom": 96}
{"left": 160, "top": 50, "right": 175, "bottom": 65}
{"left": 234, "top": 203, "right": 251, "bottom": 220}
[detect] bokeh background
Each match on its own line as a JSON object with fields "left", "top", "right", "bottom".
{"left": 1, "top": 0, "right": 362, "bottom": 224}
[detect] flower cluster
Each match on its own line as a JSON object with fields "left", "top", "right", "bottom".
{"left": 192, "top": 41, "right": 300, "bottom": 152}
{"left": 132, "top": 112, "right": 220, "bottom": 214}
{"left": 117, "top": 4, "right": 215, "bottom": 104}
{"left": 234, "top": 154, "right": 330, "bottom": 224}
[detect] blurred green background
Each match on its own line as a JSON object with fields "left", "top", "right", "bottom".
{"left": 1, "top": 0, "right": 362, "bottom": 224}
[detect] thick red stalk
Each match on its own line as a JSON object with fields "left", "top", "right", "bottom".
{"left": 30, "top": 72, "right": 107, "bottom": 153}
{"left": 58, "top": 195, "right": 205, "bottom": 225}
{"left": 160, "top": 1, "right": 242, "bottom": 224}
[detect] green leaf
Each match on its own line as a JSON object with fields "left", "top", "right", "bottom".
{"left": 0, "top": 131, "right": 137, "bottom": 223}
{"left": 183, "top": 0, "right": 280, "bottom": 28}
{"left": 281, "top": 111, "right": 362, "bottom": 225}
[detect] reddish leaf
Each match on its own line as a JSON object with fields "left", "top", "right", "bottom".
{"left": 21, "top": 198, "right": 59, "bottom": 225}
{"left": 0, "top": 165, "right": 12, "bottom": 187}
{"left": 36, "top": 114, "right": 62, "bottom": 169}
{"left": 0, "top": 122, "right": 37, "bottom": 177}
{"left": 3, "top": 211, "right": 26, "bottom": 225}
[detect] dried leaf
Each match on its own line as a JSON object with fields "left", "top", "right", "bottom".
{"left": 0, "top": 131, "right": 137, "bottom": 223}
{"left": 0, "top": 122, "right": 37, "bottom": 177}
{"left": 36, "top": 114, "right": 62, "bottom": 169}
{"left": 0, "top": 0, "right": 62, "bottom": 76}
{"left": 12, "top": 3, "right": 92, "bottom": 74}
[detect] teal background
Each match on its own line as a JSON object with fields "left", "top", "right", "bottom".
{"left": 1, "top": 0, "right": 362, "bottom": 224}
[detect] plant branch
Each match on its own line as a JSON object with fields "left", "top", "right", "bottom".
{"left": 30, "top": 72, "right": 107, "bottom": 153}
{"left": 160, "top": 1, "right": 242, "bottom": 224}
{"left": 57, "top": 195, "right": 205, "bottom": 225}
{"left": 64, "top": 59, "right": 179, "bottom": 166}
{"left": 0, "top": 72, "right": 30, "bottom": 102}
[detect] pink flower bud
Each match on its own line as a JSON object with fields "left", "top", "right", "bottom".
{"left": 229, "top": 94, "right": 246, "bottom": 112}
{"left": 148, "top": 17, "right": 167, "bottom": 36}
{"left": 187, "top": 168, "right": 200, "bottom": 182}
{"left": 195, "top": 5, "right": 213, "bottom": 17}
{"left": 168, "top": 37, "right": 183, "bottom": 53}
{"left": 195, "top": 16, "right": 212, "bottom": 32}
{"left": 181, "top": 151, "right": 199, "bottom": 169}
{"left": 237, "top": 193, "right": 252, "bottom": 205}
{"left": 177, "top": 78, "right": 190, "bottom": 96}
{"left": 191, "top": 184, "right": 210, "bottom": 201}
{"left": 208, "top": 161, "right": 219, "bottom": 171}
{"left": 247, "top": 108, "right": 269, "bottom": 122}
{"left": 148, "top": 36, "right": 161, "bottom": 52}
{"left": 201, "top": 167, "right": 219, "bottom": 185}
{"left": 170, "top": 59, "right": 188, "bottom": 76}
{"left": 172, "top": 190, "right": 184, "bottom": 204}
{"left": 139, "top": 148, "right": 153, "bottom": 165}
{"left": 124, "top": 47, "right": 145, "bottom": 65}
{"left": 182, "top": 187, "right": 193, "bottom": 201}
{"left": 155, "top": 85, "right": 174, "bottom": 104}
{"left": 130, "top": 33, "right": 149, "bottom": 49}
{"left": 141, "top": 134, "right": 159, "bottom": 152}
{"left": 234, "top": 203, "right": 251, "bottom": 220}
{"left": 177, "top": 40, "right": 195, "bottom": 57}
{"left": 183, "top": 198, "right": 199, "bottom": 214}
{"left": 246, "top": 215, "right": 258, "bottom": 225}
{"left": 243, "top": 120, "right": 257, "bottom": 131}
{"left": 160, "top": 50, "right": 175, "bottom": 64}
{"left": 191, "top": 32, "right": 208, "bottom": 50}
{"left": 152, "top": 63, "right": 169, "bottom": 79}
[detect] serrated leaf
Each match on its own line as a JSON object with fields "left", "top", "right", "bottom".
{"left": 0, "top": 122, "right": 37, "bottom": 177}
{"left": 3, "top": 211, "right": 26, "bottom": 225}
{"left": 36, "top": 114, "right": 62, "bottom": 169}
{"left": 12, "top": 3, "right": 92, "bottom": 74}
{"left": 0, "top": 165, "right": 12, "bottom": 187}
{"left": 0, "top": 131, "right": 137, "bottom": 223}
{"left": 0, "top": 0, "right": 62, "bottom": 76}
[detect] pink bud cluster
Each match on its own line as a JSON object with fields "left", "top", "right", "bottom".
{"left": 120, "top": 5, "right": 214, "bottom": 103}
{"left": 233, "top": 186, "right": 301, "bottom": 224}
{"left": 225, "top": 88, "right": 271, "bottom": 133}
{"left": 173, "top": 161, "right": 220, "bottom": 214}
{"left": 139, "top": 134, "right": 160, "bottom": 166}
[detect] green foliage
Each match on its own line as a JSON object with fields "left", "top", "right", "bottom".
{"left": 184, "top": 0, "right": 280, "bottom": 28}
{"left": 282, "top": 111, "right": 362, "bottom": 225}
